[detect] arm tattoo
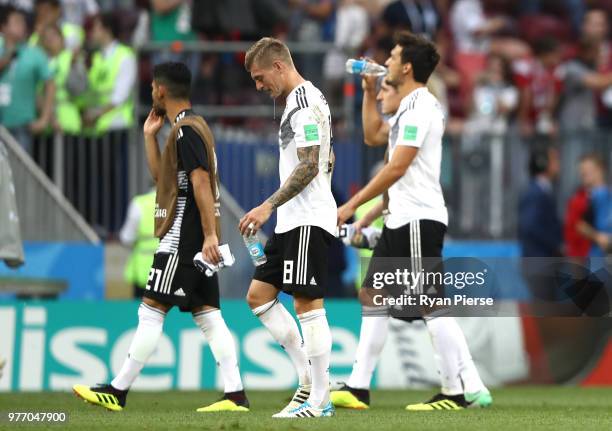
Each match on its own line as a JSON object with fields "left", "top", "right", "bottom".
{"left": 267, "top": 146, "right": 319, "bottom": 209}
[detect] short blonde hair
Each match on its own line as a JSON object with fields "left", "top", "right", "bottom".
{"left": 244, "top": 37, "right": 294, "bottom": 71}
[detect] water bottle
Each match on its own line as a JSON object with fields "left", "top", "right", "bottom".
{"left": 243, "top": 232, "right": 267, "bottom": 266}
{"left": 345, "top": 59, "right": 387, "bottom": 76}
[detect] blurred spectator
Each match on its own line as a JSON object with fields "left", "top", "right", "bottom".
{"left": 467, "top": 54, "right": 518, "bottom": 134}
{"left": 0, "top": 1, "right": 32, "bottom": 13}
{"left": 84, "top": 12, "right": 135, "bottom": 134}
{"left": 150, "top": 0, "right": 196, "bottom": 43}
{"left": 558, "top": 38, "right": 612, "bottom": 133}
{"left": 60, "top": 0, "right": 99, "bottom": 27}
{"left": 576, "top": 154, "right": 612, "bottom": 257}
{"left": 518, "top": 0, "right": 585, "bottom": 35}
{"left": 288, "top": 0, "right": 335, "bottom": 88}
{"left": 40, "top": 23, "right": 84, "bottom": 135}
{"left": 288, "top": 0, "right": 334, "bottom": 41}
{"left": 83, "top": 12, "right": 135, "bottom": 233}
{"left": 0, "top": 6, "right": 55, "bottom": 154}
{"left": 380, "top": 0, "right": 441, "bottom": 40}
{"left": 449, "top": 0, "right": 515, "bottom": 112}
{"left": 427, "top": 35, "right": 460, "bottom": 119}
{"left": 30, "top": 0, "right": 84, "bottom": 50}
{"left": 518, "top": 146, "right": 562, "bottom": 257}
{"left": 514, "top": 37, "right": 563, "bottom": 139}
{"left": 557, "top": 37, "right": 612, "bottom": 202}
{"left": 149, "top": 0, "right": 199, "bottom": 75}
{"left": 323, "top": 0, "right": 368, "bottom": 107}
{"left": 450, "top": 0, "right": 507, "bottom": 55}
{"left": 565, "top": 186, "right": 591, "bottom": 258}
{"left": 460, "top": 54, "right": 517, "bottom": 233}
{"left": 565, "top": 154, "right": 606, "bottom": 258}
{"left": 120, "top": 188, "right": 158, "bottom": 298}
{"left": 581, "top": 8, "right": 612, "bottom": 129}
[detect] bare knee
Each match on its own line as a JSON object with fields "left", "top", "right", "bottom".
{"left": 246, "top": 280, "right": 278, "bottom": 310}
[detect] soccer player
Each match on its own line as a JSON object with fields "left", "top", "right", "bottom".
{"left": 73, "top": 62, "right": 249, "bottom": 412}
{"left": 240, "top": 37, "right": 336, "bottom": 418}
{"left": 335, "top": 32, "right": 492, "bottom": 411}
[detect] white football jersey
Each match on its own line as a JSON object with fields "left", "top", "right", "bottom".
{"left": 276, "top": 81, "right": 337, "bottom": 235}
{"left": 386, "top": 87, "right": 448, "bottom": 228}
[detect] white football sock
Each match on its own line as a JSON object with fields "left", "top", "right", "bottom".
{"left": 298, "top": 308, "right": 332, "bottom": 408}
{"left": 112, "top": 303, "right": 166, "bottom": 390}
{"left": 457, "top": 333, "right": 487, "bottom": 394}
{"left": 193, "top": 309, "right": 243, "bottom": 393}
{"left": 252, "top": 299, "right": 311, "bottom": 386}
{"left": 347, "top": 307, "right": 389, "bottom": 390}
{"left": 425, "top": 315, "right": 465, "bottom": 396}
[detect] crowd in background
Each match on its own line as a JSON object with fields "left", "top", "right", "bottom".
{"left": 1, "top": 0, "right": 612, "bottom": 296}
{"left": 4, "top": 0, "right": 612, "bottom": 133}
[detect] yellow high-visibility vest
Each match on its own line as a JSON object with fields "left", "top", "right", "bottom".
{"left": 87, "top": 43, "right": 134, "bottom": 134}
{"left": 124, "top": 191, "right": 159, "bottom": 288}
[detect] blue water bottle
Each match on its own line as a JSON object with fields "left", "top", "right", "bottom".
{"left": 243, "top": 232, "right": 267, "bottom": 266}
{"left": 345, "top": 59, "right": 388, "bottom": 76}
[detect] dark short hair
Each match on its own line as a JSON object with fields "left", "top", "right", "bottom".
{"left": 153, "top": 62, "right": 192, "bottom": 99}
{"left": 394, "top": 31, "right": 440, "bottom": 84}
{"left": 96, "top": 12, "right": 120, "bottom": 39}
{"left": 0, "top": 5, "right": 25, "bottom": 27}
{"left": 529, "top": 146, "right": 557, "bottom": 176}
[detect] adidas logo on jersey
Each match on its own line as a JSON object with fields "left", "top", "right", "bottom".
{"left": 174, "top": 288, "right": 186, "bottom": 297}
{"left": 310, "top": 277, "right": 317, "bottom": 286}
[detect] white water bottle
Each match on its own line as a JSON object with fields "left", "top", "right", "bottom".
{"left": 243, "top": 232, "right": 267, "bottom": 266}
{"left": 345, "top": 59, "right": 387, "bottom": 76}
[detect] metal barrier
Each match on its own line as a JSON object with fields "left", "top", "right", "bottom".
{"left": 25, "top": 123, "right": 612, "bottom": 242}
{"left": 1, "top": 127, "right": 99, "bottom": 243}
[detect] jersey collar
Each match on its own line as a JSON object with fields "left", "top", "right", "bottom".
{"left": 389, "top": 86, "right": 428, "bottom": 125}
{"left": 286, "top": 81, "right": 311, "bottom": 102}
{"left": 174, "top": 109, "right": 193, "bottom": 124}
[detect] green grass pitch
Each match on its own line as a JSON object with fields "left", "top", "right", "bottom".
{"left": 1, "top": 387, "right": 611, "bottom": 430}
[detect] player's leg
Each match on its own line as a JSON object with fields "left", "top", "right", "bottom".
{"left": 282, "top": 295, "right": 334, "bottom": 418}
{"left": 331, "top": 229, "right": 395, "bottom": 409}
{"left": 405, "top": 220, "right": 491, "bottom": 411}
{"left": 279, "top": 226, "right": 334, "bottom": 419}
{"left": 73, "top": 295, "right": 170, "bottom": 411}
{"left": 247, "top": 279, "right": 312, "bottom": 408}
{"left": 164, "top": 260, "right": 248, "bottom": 412}
{"left": 192, "top": 304, "right": 248, "bottom": 412}
{"left": 331, "top": 290, "right": 389, "bottom": 409}
{"left": 248, "top": 232, "right": 313, "bottom": 414}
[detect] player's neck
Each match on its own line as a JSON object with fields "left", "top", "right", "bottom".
{"left": 397, "top": 79, "right": 425, "bottom": 99}
{"left": 282, "top": 70, "right": 306, "bottom": 100}
{"left": 165, "top": 100, "right": 192, "bottom": 123}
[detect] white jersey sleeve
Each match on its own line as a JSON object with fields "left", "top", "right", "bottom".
{"left": 291, "top": 107, "right": 324, "bottom": 148}
{"left": 396, "top": 104, "right": 431, "bottom": 149}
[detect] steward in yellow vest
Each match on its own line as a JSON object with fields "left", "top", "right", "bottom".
{"left": 39, "top": 24, "right": 82, "bottom": 134}
{"left": 30, "top": 0, "right": 84, "bottom": 51}
{"left": 83, "top": 13, "right": 135, "bottom": 135}
{"left": 120, "top": 190, "right": 159, "bottom": 297}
